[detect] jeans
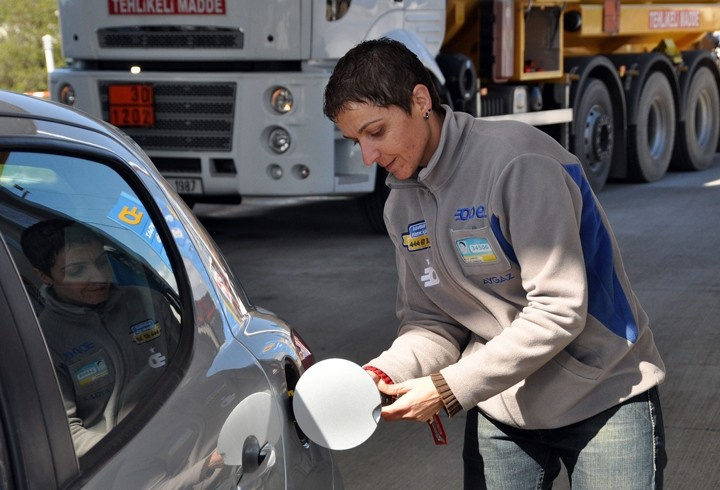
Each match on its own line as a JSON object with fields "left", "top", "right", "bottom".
{"left": 463, "top": 387, "right": 666, "bottom": 489}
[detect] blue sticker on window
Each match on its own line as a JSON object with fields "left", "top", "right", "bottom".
{"left": 109, "top": 192, "right": 169, "bottom": 267}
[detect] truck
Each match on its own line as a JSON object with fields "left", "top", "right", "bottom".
{"left": 49, "top": 0, "right": 720, "bottom": 232}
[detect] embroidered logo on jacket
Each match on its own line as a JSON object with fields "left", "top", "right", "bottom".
{"left": 421, "top": 266, "right": 439, "bottom": 287}
{"left": 402, "top": 221, "right": 431, "bottom": 251}
{"left": 483, "top": 273, "right": 515, "bottom": 285}
{"left": 63, "top": 341, "right": 95, "bottom": 362}
{"left": 148, "top": 348, "right": 167, "bottom": 369}
{"left": 454, "top": 205, "right": 487, "bottom": 221}
{"left": 420, "top": 259, "right": 440, "bottom": 287}
{"left": 130, "top": 319, "right": 162, "bottom": 344}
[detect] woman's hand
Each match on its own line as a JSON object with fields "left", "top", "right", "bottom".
{"left": 366, "top": 370, "right": 381, "bottom": 384}
{"left": 378, "top": 376, "right": 444, "bottom": 423}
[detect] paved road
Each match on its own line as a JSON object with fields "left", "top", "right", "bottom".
{"left": 196, "top": 156, "right": 720, "bottom": 489}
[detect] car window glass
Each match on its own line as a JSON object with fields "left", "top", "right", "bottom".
{"left": 0, "top": 151, "right": 183, "bottom": 459}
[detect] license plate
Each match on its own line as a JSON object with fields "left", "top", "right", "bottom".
{"left": 108, "top": 84, "right": 155, "bottom": 127}
{"left": 167, "top": 178, "right": 203, "bottom": 195}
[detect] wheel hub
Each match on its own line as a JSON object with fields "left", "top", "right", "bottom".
{"left": 584, "top": 107, "right": 613, "bottom": 163}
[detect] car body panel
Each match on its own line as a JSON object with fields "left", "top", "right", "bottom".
{"left": 0, "top": 90, "right": 341, "bottom": 489}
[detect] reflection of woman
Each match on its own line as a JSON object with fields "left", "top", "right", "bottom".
{"left": 21, "top": 218, "right": 180, "bottom": 457}
{"left": 323, "top": 38, "right": 666, "bottom": 488}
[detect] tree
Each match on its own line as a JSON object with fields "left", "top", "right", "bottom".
{"left": 0, "top": 0, "right": 64, "bottom": 93}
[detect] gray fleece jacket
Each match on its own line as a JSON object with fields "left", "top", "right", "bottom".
{"left": 368, "top": 107, "right": 665, "bottom": 429}
{"left": 38, "top": 284, "right": 180, "bottom": 456}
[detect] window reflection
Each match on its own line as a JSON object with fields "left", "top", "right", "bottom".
{"left": 0, "top": 151, "right": 182, "bottom": 458}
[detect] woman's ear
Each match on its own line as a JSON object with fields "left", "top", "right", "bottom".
{"left": 412, "top": 84, "right": 433, "bottom": 114}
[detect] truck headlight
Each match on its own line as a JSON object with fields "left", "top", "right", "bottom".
{"left": 59, "top": 84, "right": 77, "bottom": 106}
{"left": 270, "top": 87, "right": 293, "bottom": 114}
{"left": 268, "top": 127, "right": 291, "bottom": 153}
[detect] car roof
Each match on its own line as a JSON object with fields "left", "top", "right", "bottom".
{"left": 0, "top": 90, "right": 112, "bottom": 132}
{"left": 0, "top": 90, "right": 156, "bottom": 171}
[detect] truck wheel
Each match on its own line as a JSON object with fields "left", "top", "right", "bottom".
{"left": 571, "top": 78, "right": 614, "bottom": 191}
{"left": 359, "top": 166, "right": 389, "bottom": 234}
{"left": 436, "top": 53, "right": 477, "bottom": 115}
{"left": 628, "top": 71, "right": 675, "bottom": 182}
{"left": 672, "top": 65, "right": 720, "bottom": 171}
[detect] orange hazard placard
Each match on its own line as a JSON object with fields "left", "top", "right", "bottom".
{"left": 108, "top": 84, "right": 155, "bottom": 127}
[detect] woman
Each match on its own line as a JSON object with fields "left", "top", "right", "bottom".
{"left": 323, "top": 38, "right": 666, "bottom": 489}
{"left": 21, "top": 218, "right": 180, "bottom": 457}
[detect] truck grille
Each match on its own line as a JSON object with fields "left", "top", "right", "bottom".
{"left": 99, "top": 82, "right": 236, "bottom": 152}
{"left": 98, "top": 26, "right": 243, "bottom": 49}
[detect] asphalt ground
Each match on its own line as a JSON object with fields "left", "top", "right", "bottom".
{"left": 196, "top": 154, "right": 720, "bottom": 489}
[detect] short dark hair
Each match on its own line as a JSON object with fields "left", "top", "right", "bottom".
{"left": 323, "top": 37, "right": 441, "bottom": 122}
{"left": 21, "top": 218, "right": 102, "bottom": 276}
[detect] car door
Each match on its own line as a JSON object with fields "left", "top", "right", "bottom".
{"left": 0, "top": 134, "right": 287, "bottom": 488}
{"left": 0, "top": 232, "right": 78, "bottom": 489}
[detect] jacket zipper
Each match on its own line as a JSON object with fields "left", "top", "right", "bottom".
{"left": 425, "top": 186, "right": 494, "bottom": 318}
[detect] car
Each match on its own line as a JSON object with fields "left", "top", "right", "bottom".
{"left": 0, "top": 90, "right": 343, "bottom": 489}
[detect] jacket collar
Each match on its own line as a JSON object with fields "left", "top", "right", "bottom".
{"left": 40, "top": 283, "right": 123, "bottom": 317}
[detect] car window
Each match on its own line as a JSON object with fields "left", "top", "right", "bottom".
{"left": 0, "top": 151, "right": 183, "bottom": 460}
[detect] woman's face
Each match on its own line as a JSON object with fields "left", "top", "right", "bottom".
{"left": 41, "top": 239, "right": 113, "bottom": 306}
{"left": 334, "top": 86, "right": 437, "bottom": 180}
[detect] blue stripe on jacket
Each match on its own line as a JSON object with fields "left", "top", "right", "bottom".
{"left": 490, "top": 163, "right": 638, "bottom": 342}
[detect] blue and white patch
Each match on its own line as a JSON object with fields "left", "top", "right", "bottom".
{"left": 76, "top": 360, "right": 110, "bottom": 387}
{"left": 402, "top": 221, "right": 431, "bottom": 251}
{"left": 455, "top": 237, "right": 497, "bottom": 264}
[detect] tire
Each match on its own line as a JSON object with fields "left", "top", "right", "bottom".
{"left": 359, "top": 166, "right": 389, "bottom": 234}
{"left": 436, "top": 53, "right": 477, "bottom": 115}
{"left": 571, "top": 78, "right": 615, "bottom": 192}
{"left": 672, "top": 66, "right": 720, "bottom": 171}
{"left": 628, "top": 71, "right": 675, "bottom": 182}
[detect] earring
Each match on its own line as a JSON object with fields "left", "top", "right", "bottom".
{"left": 423, "top": 110, "right": 430, "bottom": 120}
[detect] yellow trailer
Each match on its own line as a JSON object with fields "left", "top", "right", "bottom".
{"left": 441, "top": 0, "right": 720, "bottom": 190}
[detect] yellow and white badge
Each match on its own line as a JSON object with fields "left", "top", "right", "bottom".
{"left": 402, "top": 220, "right": 431, "bottom": 252}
